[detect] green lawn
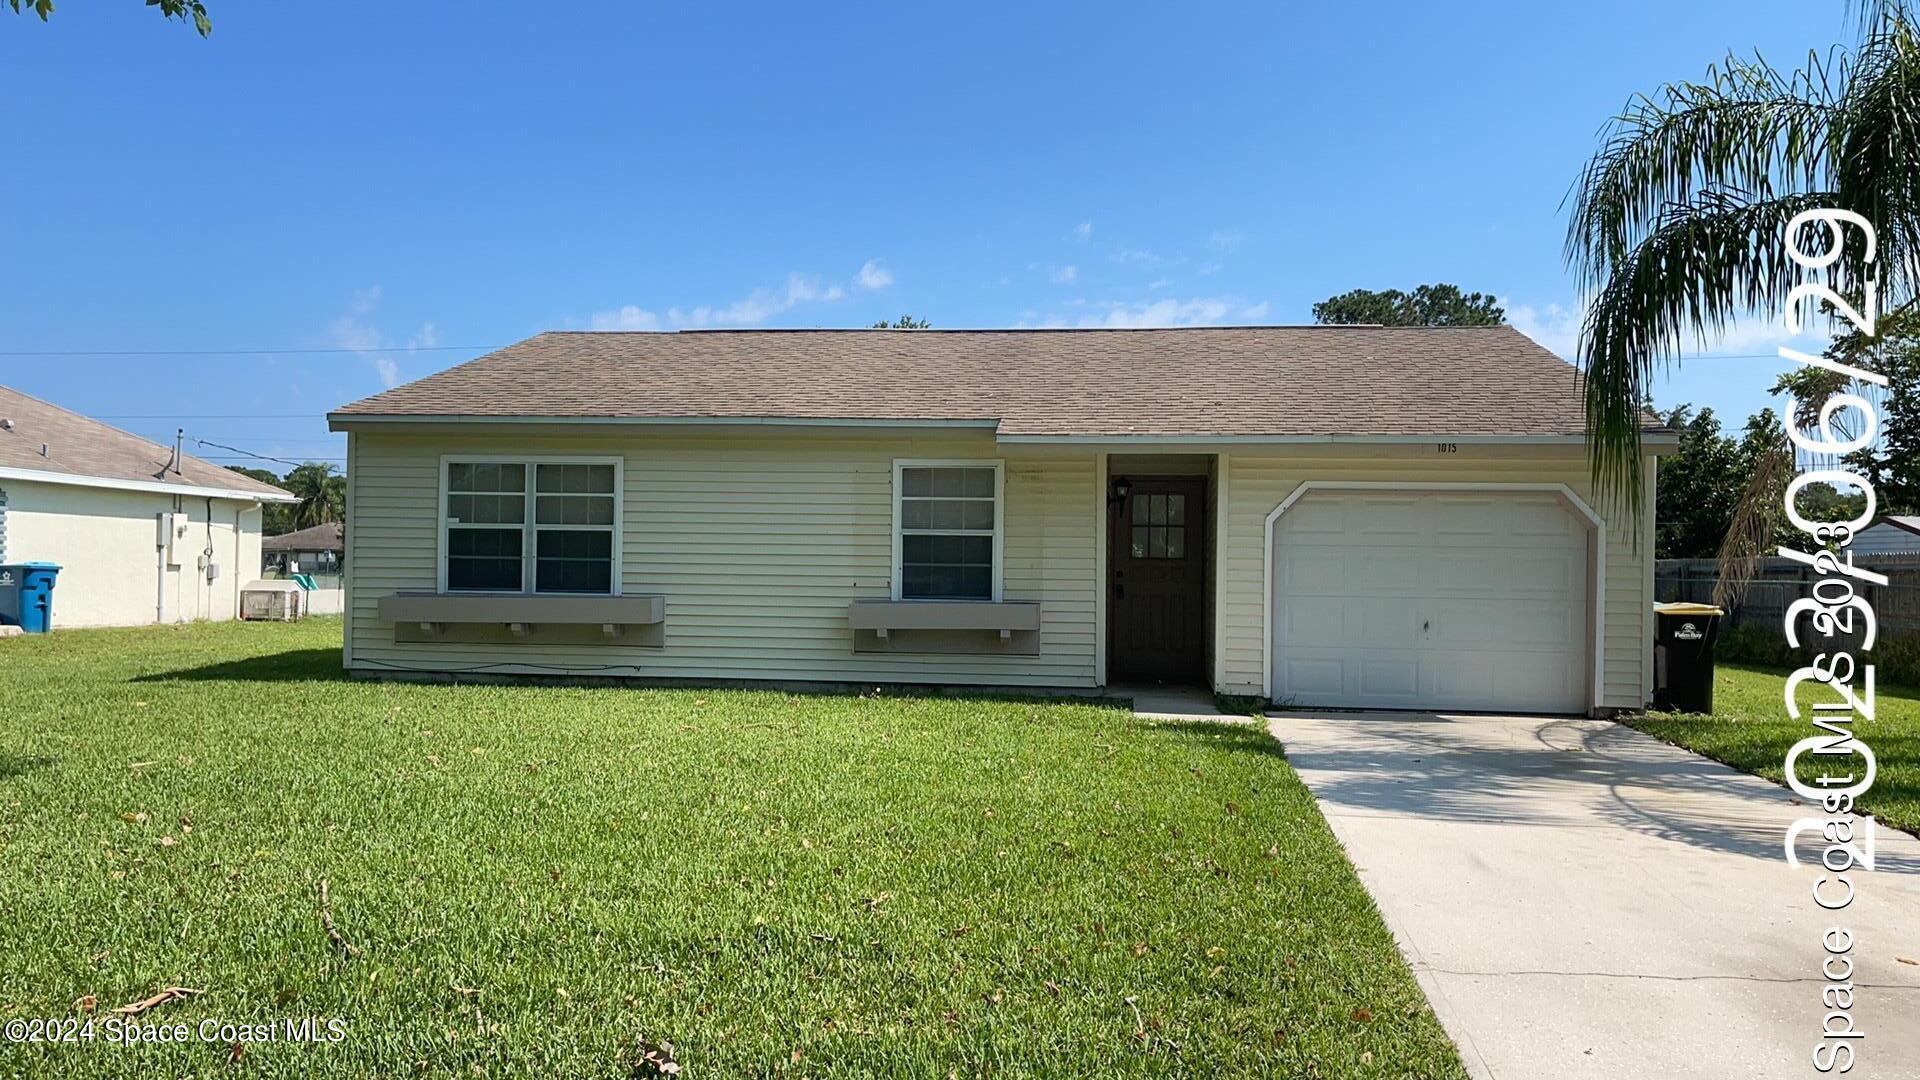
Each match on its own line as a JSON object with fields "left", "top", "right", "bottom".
{"left": 0, "top": 619, "right": 1461, "bottom": 1079}
{"left": 1626, "top": 663, "right": 1920, "bottom": 835}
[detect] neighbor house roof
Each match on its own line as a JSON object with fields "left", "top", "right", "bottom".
{"left": 331, "top": 326, "right": 1668, "bottom": 442}
{"left": 262, "top": 522, "right": 345, "bottom": 553}
{"left": 1873, "top": 515, "right": 1920, "bottom": 536}
{"left": 0, "top": 384, "right": 297, "bottom": 502}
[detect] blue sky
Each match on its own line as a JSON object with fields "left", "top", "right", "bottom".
{"left": 0, "top": 1, "right": 1844, "bottom": 472}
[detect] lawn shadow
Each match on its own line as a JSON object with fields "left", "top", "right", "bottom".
{"left": 0, "top": 754, "right": 56, "bottom": 781}
{"left": 131, "top": 648, "right": 349, "bottom": 684}
{"left": 1142, "top": 718, "right": 1290, "bottom": 761}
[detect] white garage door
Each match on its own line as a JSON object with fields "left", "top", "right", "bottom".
{"left": 1269, "top": 490, "right": 1590, "bottom": 714}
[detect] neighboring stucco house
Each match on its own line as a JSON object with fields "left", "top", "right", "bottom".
{"left": 0, "top": 385, "right": 297, "bottom": 628}
{"left": 1852, "top": 515, "right": 1920, "bottom": 556}
{"left": 327, "top": 326, "right": 1674, "bottom": 715}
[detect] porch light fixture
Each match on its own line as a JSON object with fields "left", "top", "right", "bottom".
{"left": 1108, "top": 475, "right": 1131, "bottom": 510}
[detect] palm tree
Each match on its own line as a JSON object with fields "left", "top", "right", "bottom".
{"left": 281, "top": 461, "right": 346, "bottom": 531}
{"left": 1565, "top": 2, "right": 1920, "bottom": 522}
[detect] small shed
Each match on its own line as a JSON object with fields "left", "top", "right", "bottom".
{"left": 262, "top": 522, "right": 344, "bottom": 577}
{"left": 1852, "top": 515, "right": 1920, "bottom": 556}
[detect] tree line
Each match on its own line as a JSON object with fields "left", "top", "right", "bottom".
{"left": 229, "top": 462, "right": 344, "bottom": 537}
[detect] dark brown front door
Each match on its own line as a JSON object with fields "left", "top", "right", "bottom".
{"left": 1109, "top": 476, "right": 1207, "bottom": 679}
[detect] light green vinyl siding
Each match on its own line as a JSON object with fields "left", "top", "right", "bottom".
{"left": 345, "top": 431, "right": 1654, "bottom": 709}
{"left": 343, "top": 431, "right": 1100, "bottom": 687}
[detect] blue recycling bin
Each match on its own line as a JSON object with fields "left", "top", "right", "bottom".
{"left": 0, "top": 563, "right": 62, "bottom": 633}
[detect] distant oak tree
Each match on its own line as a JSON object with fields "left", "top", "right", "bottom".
{"left": 871, "top": 315, "right": 932, "bottom": 329}
{"left": 7, "top": 0, "right": 210, "bottom": 34}
{"left": 1311, "top": 284, "right": 1505, "bottom": 327}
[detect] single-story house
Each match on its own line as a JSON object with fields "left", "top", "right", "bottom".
{"left": 1851, "top": 515, "right": 1920, "bottom": 556}
{"left": 262, "top": 521, "right": 345, "bottom": 576}
{"left": 327, "top": 326, "right": 1675, "bottom": 715}
{"left": 0, "top": 384, "right": 298, "bottom": 628}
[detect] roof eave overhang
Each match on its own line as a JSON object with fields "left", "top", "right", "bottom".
{"left": 0, "top": 465, "right": 300, "bottom": 504}
{"left": 325, "top": 413, "right": 1679, "bottom": 452}
{"left": 995, "top": 432, "right": 1678, "bottom": 448}
{"left": 327, "top": 413, "right": 1002, "bottom": 434}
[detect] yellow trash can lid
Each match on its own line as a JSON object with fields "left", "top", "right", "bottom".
{"left": 1654, "top": 602, "right": 1724, "bottom": 616}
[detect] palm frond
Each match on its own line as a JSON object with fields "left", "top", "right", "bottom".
{"left": 1830, "top": 15, "right": 1920, "bottom": 288}
{"left": 1565, "top": 55, "right": 1833, "bottom": 297}
{"left": 1714, "top": 433, "right": 1794, "bottom": 611}
{"left": 1581, "top": 191, "right": 1833, "bottom": 519}
{"left": 1854, "top": 1, "right": 1914, "bottom": 35}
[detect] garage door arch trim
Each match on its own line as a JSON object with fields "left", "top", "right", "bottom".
{"left": 1261, "top": 481, "right": 1606, "bottom": 711}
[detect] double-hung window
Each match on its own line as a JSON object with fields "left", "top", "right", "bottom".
{"left": 443, "top": 458, "right": 620, "bottom": 595}
{"left": 893, "top": 461, "right": 1002, "bottom": 601}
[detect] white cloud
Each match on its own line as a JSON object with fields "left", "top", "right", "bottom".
{"left": 589, "top": 271, "right": 862, "bottom": 331}
{"left": 1196, "top": 262, "right": 1222, "bottom": 276}
{"left": 1147, "top": 278, "right": 1172, "bottom": 290}
{"left": 592, "top": 305, "right": 661, "bottom": 331}
{"left": 856, "top": 259, "right": 894, "bottom": 291}
{"left": 329, "top": 286, "right": 402, "bottom": 387}
{"left": 671, "top": 274, "right": 847, "bottom": 327}
{"left": 1111, "top": 247, "right": 1161, "bottom": 266}
{"left": 1050, "top": 265, "right": 1079, "bottom": 284}
{"left": 1074, "top": 221, "right": 1093, "bottom": 240}
{"left": 1207, "top": 229, "right": 1244, "bottom": 252}
{"left": 1505, "top": 296, "right": 1829, "bottom": 362}
{"left": 1084, "top": 297, "right": 1230, "bottom": 327}
{"left": 1019, "top": 295, "right": 1264, "bottom": 329}
{"left": 407, "top": 321, "right": 440, "bottom": 350}
{"left": 1505, "top": 301, "right": 1585, "bottom": 359}
{"left": 329, "top": 287, "right": 384, "bottom": 353}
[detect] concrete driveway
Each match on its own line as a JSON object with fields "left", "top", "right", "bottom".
{"left": 1266, "top": 711, "right": 1920, "bottom": 1080}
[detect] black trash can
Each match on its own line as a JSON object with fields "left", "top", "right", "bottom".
{"left": 1653, "top": 602, "right": 1723, "bottom": 714}
{"left": 0, "top": 564, "right": 21, "bottom": 628}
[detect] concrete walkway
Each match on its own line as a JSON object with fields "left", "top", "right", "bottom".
{"left": 1110, "top": 681, "right": 1224, "bottom": 719}
{"left": 1266, "top": 711, "right": 1920, "bottom": 1079}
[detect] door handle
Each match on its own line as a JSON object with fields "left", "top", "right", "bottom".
{"left": 1113, "top": 583, "right": 1125, "bottom": 600}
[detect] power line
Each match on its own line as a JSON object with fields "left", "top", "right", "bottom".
{"left": 192, "top": 438, "right": 339, "bottom": 469}
{"left": 206, "top": 458, "right": 347, "bottom": 464}
{"left": 139, "top": 434, "right": 344, "bottom": 444}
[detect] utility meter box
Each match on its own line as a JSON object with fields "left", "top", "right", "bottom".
{"left": 157, "top": 512, "right": 188, "bottom": 567}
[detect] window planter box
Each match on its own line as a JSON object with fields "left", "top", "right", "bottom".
{"left": 379, "top": 591, "right": 665, "bottom": 646}
{"left": 847, "top": 599, "right": 1041, "bottom": 655}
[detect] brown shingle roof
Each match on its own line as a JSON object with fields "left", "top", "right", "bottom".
{"left": 0, "top": 384, "right": 296, "bottom": 500}
{"left": 332, "top": 326, "right": 1641, "bottom": 438}
{"left": 262, "top": 522, "right": 345, "bottom": 552}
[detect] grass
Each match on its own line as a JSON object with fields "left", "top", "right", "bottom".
{"left": 0, "top": 619, "right": 1463, "bottom": 1079}
{"left": 1625, "top": 663, "right": 1920, "bottom": 835}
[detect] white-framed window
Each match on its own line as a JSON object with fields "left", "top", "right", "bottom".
{"left": 440, "top": 457, "right": 622, "bottom": 595}
{"left": 891, "top": 460, "right": 1003, "bottom": 601}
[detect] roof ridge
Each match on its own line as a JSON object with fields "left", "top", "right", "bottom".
{"left": 0, "top": 382, "right": 179, "bottom": 460}
{"left": 0, "top": 382, "right": 292, "bottom": 496}
{"left": 542, "top": 324, "right": 1521, "bottom": 336}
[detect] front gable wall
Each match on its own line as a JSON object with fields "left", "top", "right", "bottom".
{"left": 343, "top": 430, "right": 1652, "bottom": 711}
